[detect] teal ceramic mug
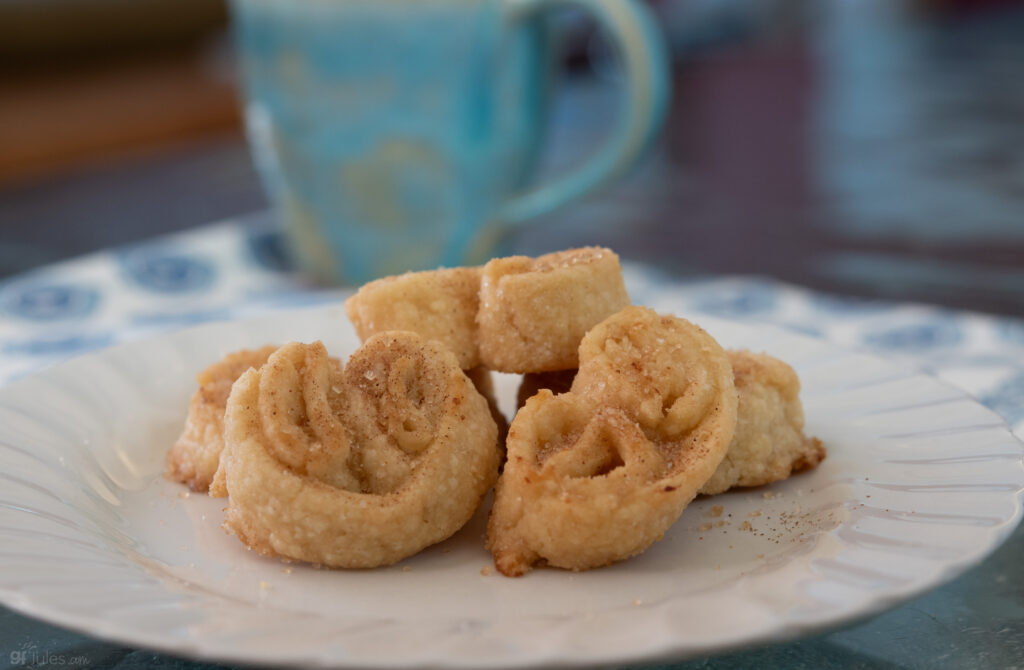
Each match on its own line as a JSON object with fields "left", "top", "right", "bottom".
{"left": 232, "top": 0, "right": 669, "bottom": 284}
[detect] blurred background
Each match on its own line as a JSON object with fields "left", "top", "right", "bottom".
{"left": 1, "top": 0, "right": 1023, "bottom": 313}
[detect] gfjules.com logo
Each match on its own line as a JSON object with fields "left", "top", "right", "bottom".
{"left": 9, "top": 641, "right": 88, "bottom": 667}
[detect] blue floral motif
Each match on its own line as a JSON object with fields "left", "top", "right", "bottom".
{"left": 980, "top": 372, "right": 1024, "bottom": 426}
{"left": 0, "top": 283, "right": 100, "bottom": 321}
{"left": 246, "top": 228, "right": 293, "bottom": 273}
{"left": 119, "top": 248, "right": 215, "bottom": 293}
{"left": 862, "top": 320, "right": 963, "bottom": 352}
{"left": 809, "top": 292, "right": 888, "bottom": 316}
{"left": 780, "top": 321, "right": 825, "bottom": 339}
{"left": 2, "top": 333, "right": 113, "bottom": 357}
{"left": 692, "top": 283, "right": 779, "bottom": 317}
{"left": 996, "top": 321, "right": 1024, "bottom": 346}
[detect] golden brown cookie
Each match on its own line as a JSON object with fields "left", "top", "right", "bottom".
{"left": 165, "top": 346, "right": 278, "bottom": 493}
{"left": 219, "top": 335, "right": 501, "bottom": 568}
{"left": 699, "top": 350, "right": 825, "bottom": 495}
{"left": 344, "top": 248, "right": 629, "bottom": 374}
{"left": 344, "top": 267, "right": 482, "bottom": 369}
{"left": 487, "top": 306, "right": 737, "bottom": 576}
{"left": 477, "top": 247, "right": 630, "bottom": 373}
{"left": 515, "top": 352, "right": 826, "bottom": 497}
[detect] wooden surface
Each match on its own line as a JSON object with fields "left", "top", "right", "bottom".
{"left": 0, "top": 42, "right": 239, "bottom": 184}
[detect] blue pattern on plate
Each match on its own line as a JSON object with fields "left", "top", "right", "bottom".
{"left": 246, "top": 228, "right": 293, "bottom": 273}
{"left": 119, "top": 248, "right": 215, "bottom": 293}
{"left": 778, "top": 321, "right": 825, "bottom": 338}
{"left": 996, "top": 321, "right": 1024, "bottom": 345}
{"left": 980, "top": 372, "right": 1024, "bottom": 426}
{"left": 0, "top": 283, "right": 100, "bottom": 321}
{"left": 808, "top": 292, "right": 887, "bottom": 316}
{"left": 0, "top": 216, "right": 1020, "bottom": 439}
{"left": 691, "top": 283, "right": 779, "bottom": 317}
{"left": 862, "top": 320, "right": 964, "bottom": 351}
{"left": 2, "top": 333, "right": 114, "bottom": 356}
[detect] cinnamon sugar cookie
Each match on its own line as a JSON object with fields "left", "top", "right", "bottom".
{"left": 515, "top": 352, "right": 826, "bottom": 498}
{"left": 477, "top": 247, "right": 630, "bottom": 373}
{"left": 165, "top": 346, "right": 277, "bottom": 493}
{"left": 344, "top": 248, "right": 629, "bottom": 374}
{"left": 699, "top": 350, "right": 825, "bottom": 495}
{"left": 219, "top": 336, "right": 501, "bottom": 568}
{"left": 487, "top": 306, "right": 736, "bottom": 576}
{"left": 344, "top": 267, "right": 482, "bottom": 370}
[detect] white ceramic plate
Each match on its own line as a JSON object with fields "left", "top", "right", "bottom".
{"left": 0, "top": 305, "right": 1021, "bottom": 669}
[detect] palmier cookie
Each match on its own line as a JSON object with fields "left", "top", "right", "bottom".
{"left": 477, "top": 247, "right": 630, "bottom": 373}
{"left": 698, "top": 350, "right": 825, "bottom": 495}
{"left": 344, "top": 267, "right": 482, "bottom": 370}
{"left": 344, "top": 248, "right": 629, "bottom": 374}
{"left": 515, "top": 352, "right": 826, "bottom": 497}
{"left": 218, "top": 335, "right": 501, "bottom": 568}
{"left": 486, "top": 306, "right": 737, "bottom": 576}
{"left": 166, "top": 346, "right": 278, "bottom": 493}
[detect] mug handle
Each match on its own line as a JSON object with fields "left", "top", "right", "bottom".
{"left": 498, "top": 0, "right": 670, "bottom": 225}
